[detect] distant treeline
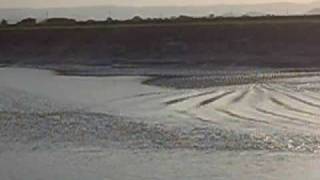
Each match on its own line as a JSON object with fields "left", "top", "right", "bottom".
{"left": 2, "top": 14, "right": 320, "bottom": 27}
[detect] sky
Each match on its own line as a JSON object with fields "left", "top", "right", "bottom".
{"left": 0, "top": 0, "right": 315, "bottom": 8}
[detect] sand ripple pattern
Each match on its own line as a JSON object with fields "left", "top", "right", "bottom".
{"left": 165, "top": 81, "right": 320, "bottom": 134}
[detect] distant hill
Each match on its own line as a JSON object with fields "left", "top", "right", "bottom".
{"left": 0, "top": 2, "right": 318, "bottom": 23}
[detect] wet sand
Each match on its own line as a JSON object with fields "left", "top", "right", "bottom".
{"left": 1, "top": 67, "right": 320, "bottom": 179}
{"left": 1, "top": 148, "right": 320, "bottom": 180}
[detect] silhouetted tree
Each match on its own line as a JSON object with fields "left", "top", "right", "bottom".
{"left": 84, "top": 19, "right": 96, "bottom": 25}
{"left": 106, "top": 17, "right": 113, "bottom": 23}
{"left": 208, "top": 14, "right": 215, "bottom": 19}
{"left": 41, "top": 18, "right": 77, "bottom": 25}
{"left": 176, "top": 15, "right": 194, "bottom": 22}
{"left": 131, "top": 16, "right": 143, "bottom": 22}
{"left": 1, "top": 19, "right": 8, "bottom": 26}
{"left": 17, "top": 18, "right": 36, "bottom": 26}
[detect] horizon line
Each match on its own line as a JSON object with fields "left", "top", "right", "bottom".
{"left": 0, "top": 1, "right": 316, "bottom": 10}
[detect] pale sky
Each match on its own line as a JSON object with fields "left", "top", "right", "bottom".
{"left": 0, "top": 0, "right": 315, "bottom": 8}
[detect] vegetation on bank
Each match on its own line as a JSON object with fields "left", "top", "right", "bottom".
{"left": 2, "top": 14, "right": 320, "bottom": 29}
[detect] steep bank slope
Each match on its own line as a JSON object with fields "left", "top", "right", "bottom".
{"left": 1, "top": 21, "right": 320, "bottom": 67}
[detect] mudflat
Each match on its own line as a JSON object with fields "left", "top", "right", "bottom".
{"left": 2, "top": 18, "right": 320, "bottom": 67}
{"left": 1, "top": 67, "right": 320, "bottom": 179}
